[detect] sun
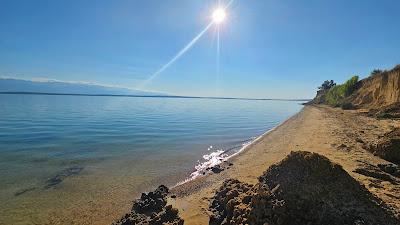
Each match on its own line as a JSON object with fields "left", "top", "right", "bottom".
{"left": 212, "top": 8, "right": 226, "bottom": 24}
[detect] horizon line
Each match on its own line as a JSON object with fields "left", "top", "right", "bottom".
{"left": 0, "top": 92, "right": 311, "bottom": 102}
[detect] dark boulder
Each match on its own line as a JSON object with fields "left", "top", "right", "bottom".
{"left": 210, "top": 165, "right": 224, "bottom": 173}
{"left": 133, "top": 185, "right": 169, "bottom": 214}
{"left": 113, "top": 185, "right": 183, "bottom": 225}
{"left": 209, "top": 151, "right": 398, "bottom": 225}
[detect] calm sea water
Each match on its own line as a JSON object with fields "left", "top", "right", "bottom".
{"left": 0, "top": 94, "right": 303, "bottom": 224}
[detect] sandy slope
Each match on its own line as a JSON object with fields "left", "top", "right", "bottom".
{"left": 168, "top": 105, "right": 400, "bottom": 224}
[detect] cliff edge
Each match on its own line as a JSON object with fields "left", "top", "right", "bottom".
{"left": 310, "top": 65, "right": 400, "bottom": 113}
{"left": 348, "top": 65, "right": 400, "bottom": 109}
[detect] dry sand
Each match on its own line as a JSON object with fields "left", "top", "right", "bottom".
{"left": 168, "top": 105, "right": 400, "bottom": 224}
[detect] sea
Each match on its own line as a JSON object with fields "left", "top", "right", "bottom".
{"left": 0, "top": 94, "right": 304, "bottom": 224}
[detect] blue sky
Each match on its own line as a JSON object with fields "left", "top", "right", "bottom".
{"left": 1, "top": 0, "right": 399, "bottom": 98}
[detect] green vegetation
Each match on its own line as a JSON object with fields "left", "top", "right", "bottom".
{"left": 370, "top": 69, "right": 382, "bottom": 76}
{"left": 325, "top": 75, "right": 359, "bottom": 107}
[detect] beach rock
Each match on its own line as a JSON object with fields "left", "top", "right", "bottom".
{"left": 112, "top": 185, "right": 183, "bottom": 225}
{"left": 210, "top": 165, "right": 224, "bottom": 173}
{"left": 378, "top": 163, "right": 400, "bottom": 177}
{"left": 133, "top": 185, "right": 168, "bottom": 213}
{"left": 209, "top": 179, "right": 254, "bottom": 225}
{"left": 209, "top": 151, "right": 399, "bottom": 225}
{"left": 368, "top": 128, "right": 400, "bottom": 164}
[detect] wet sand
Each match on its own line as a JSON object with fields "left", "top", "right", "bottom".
{"left": 168, "top": 105, "right": 400, "bottom": 224}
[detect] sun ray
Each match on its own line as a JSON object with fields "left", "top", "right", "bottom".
{"left": 216, "top": 26, "right": 220, "bottom": 97}
{"left": 137, "top": 22, "right": 213, "bottom": 89}
{"left": 137, "top": 0, "right": 235, "bottom": 89}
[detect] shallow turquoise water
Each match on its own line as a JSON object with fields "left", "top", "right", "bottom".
{"left": 0, "top": 94, "right": 303, "bottom": 224}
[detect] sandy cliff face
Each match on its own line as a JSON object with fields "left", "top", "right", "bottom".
{"left": 348, "top": 66, "right": 400, "bottom": 109}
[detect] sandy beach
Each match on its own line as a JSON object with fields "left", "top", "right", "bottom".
{"left": 167, "top": 105, "right": 400, "bottom": 224}
{"left": 3, "top": 1, "right": 400, "bottom": 224}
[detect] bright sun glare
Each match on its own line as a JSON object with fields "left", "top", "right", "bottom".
{"left": 212, "top": 8, "right": 226, "bottom": 24}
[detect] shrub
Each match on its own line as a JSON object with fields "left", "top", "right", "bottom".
{"left": 370, "top": 69, "right": 382, "bottom": 76}
{"left": 343, "top": 75, "right": 359, "bottom": 96}
{"left": 325, "top": 76, "right": 359, "bottom": 106}
{"left": 325, "top": 85, "right": 344, "bottom": 106}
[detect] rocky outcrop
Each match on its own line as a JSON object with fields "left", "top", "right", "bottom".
{"left": 209, "top": 151, "right": 398, "bottom": 225}
{"left": 209, "top": 179, "right": 255, "bottom": 224}
{"left": 367, "top": 128, "right": 400, "bottom": 164}
{"left": 347, "top": 65, "right": 400, "bottom": 109}
{"left": 112, "top": 185, "right": 183, "bottom": 225}
{"left": 306, "top": 89, "right": 328, "bottom": 105}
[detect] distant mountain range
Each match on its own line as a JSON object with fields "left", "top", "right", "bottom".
{"left": 0, "top": 78, "right": 163, "bottom": 96}
{"left": 0, "top": 77, "right": 311, "bottom": 101}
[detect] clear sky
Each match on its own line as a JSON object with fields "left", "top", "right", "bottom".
{"left": 1, "top": 0, "right": 400, "bottom": 99}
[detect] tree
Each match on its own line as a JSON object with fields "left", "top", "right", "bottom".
{"left": 370, "top": 69, "right": 382, "bottom": 76}
{"left": 318, "top": 80, "right": 336, "bottom": 91}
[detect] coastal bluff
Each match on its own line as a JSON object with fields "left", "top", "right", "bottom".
{"left": 309, "top": 64, "right": 400, "bottom": 114}
{"left": 348, "top": 65, "right": 400, "bottom": 109}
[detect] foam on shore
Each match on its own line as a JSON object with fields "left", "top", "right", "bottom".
{"left": 174, "top": 121, "right": 286, "bottom": 187}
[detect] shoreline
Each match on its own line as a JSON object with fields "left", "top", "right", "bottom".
{"left": 166, "top": 105, "right": 400, "bottom": 224}
{"left": 173, "top": 111, "right": 299, "bottom": 188}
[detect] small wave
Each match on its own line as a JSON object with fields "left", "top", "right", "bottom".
{"left": 174, "top": 137, "right": 256, "bottom": 186}
{"left": 173, "top": 112, "right": 291, "bottom": 188}
{"left": 173, "top": 118, "right": 290, "bottom": 188}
